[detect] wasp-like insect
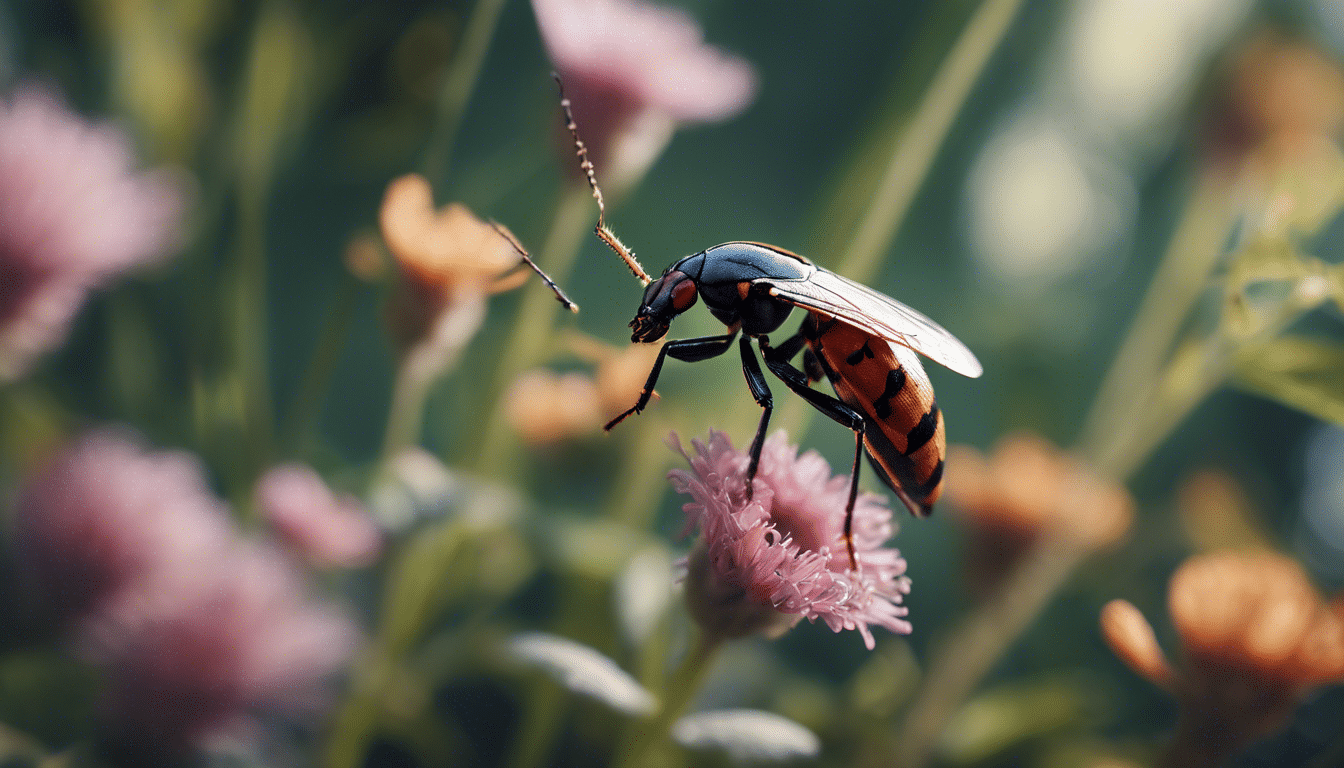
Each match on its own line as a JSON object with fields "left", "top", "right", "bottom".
{"left": 557, "top": 81, "right": 982, "bottom": 566}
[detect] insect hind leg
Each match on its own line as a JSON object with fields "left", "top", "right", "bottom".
{"left": 772, "top": 324, "right": 825, "bottom": 385}
{"left": 759, "top": 338, "right": 865, "bottom": 569}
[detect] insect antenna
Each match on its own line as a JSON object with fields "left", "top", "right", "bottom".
{"left": 552, "top": 73, "right": 653, "bottom": 287}
{"left": 490, "top": 220, "right": 579, "bottom": 312}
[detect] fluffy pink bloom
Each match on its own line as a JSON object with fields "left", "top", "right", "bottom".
{"left": 12, "top": 429, "right": 234, "bottom": 626}
{"left": 81, "top": 542, "right": 360, "bottom": 751}
{"left": 12, "top": 429, "right": 360, "bottom": 753}
{"left": 0, "top": 85, "right": 185, "bottom": 380}
{"left": 670, "top": 431, "right": 912, "bottom": 650}
{"left": 256, "top": 463, "right": 383, "bottom": 568}
{"left": 531, "top": 0, "right": 756, "bottom": 186}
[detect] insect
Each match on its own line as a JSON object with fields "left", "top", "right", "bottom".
{"left": 556, "top": 80, "right": 982, "bottom": 567}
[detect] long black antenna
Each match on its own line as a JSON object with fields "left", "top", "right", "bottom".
{"left": 490, "top": 221, "right": 579, "bottom": 312}
{"left": 553, "top": 73, "right": 653, "bottom": 287}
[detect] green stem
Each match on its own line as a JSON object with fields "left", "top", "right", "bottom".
{"left": 283, "top": 273, "right": 361, "bottom": 457}
{"left": 231, "top": 181, "right": 275, "bottom": 495}
{"left": 383, "top": 294, "right": 488, "bottom": 459}
{"left": 617, "top": 632, "right": 722, "bottom": 768}
{"left": 1079, "top": 177, "right": 1234, "bottom": 469}
{"left": 892, "top": 539, "right": 1087, "bottom": 768}
{"left": 419, "top": 0, "right": 510, "bottom": 182}
{"left": 472, "top": 183, "right": 593, "bottom": 472}
{"left": 506, "top": 679, "right": 567, "bottom": 768}
{"left": 834, "top": 0, "right": 1025, "bottom": 285}
{"left": 1103, "top": 289, "right": 1315, "bottom": 482}
{"left": 888, "top": 177, "right": 1285, "bottom": 768}
{"left": 604, "top": 413, "right": 675, "bottom": 528}
{"left": 776, "top": 0, "right": 1025, "bottom": 441}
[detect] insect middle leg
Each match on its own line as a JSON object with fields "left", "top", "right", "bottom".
{"left": 759, "top": 338, "right": 867, "bottom": 568}
{"left": 603, "top": 332, "right": 739, "bottom": 431}
{"left": 770, "top": 328, "right": 826, "bottom": 384}
{"left": 737, "top": 337, "right": 773, "bottom": 497}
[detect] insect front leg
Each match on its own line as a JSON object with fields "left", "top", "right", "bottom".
{"left": 760, "top": 338, "right": 866, "bottom": 569}
{"left": 603, "top": 333, "right": 739, "bottom": 431}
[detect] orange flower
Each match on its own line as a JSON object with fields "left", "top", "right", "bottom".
{"left": 1207, "top": 30, "right": 1344, "bottom": 177}
{"left": 589, "top": 340, "right": 662, "bottom": 422}
{"left": 504, "top": 369, "right": 603, "bottom": 446}
{"left": 378, "top": 174, "right": 530, "bottom": 354}
{"left": 1101, "top": 551, "right": 1344, "bottom": 768}
{"left": 1176, "top": 470, "right": 1275, "bottom": 552}
{"left": 504, "top": 335, "right": 663, "bottom": 445}
{"left": 379, "top": 173, "right": 520, "bottom": 293}
{"left": 944, "top": 433, "right": 1133, "bottom": 594}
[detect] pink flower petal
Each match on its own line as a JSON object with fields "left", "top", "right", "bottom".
{"left": 672, "top": 430, "right": 912, "bottom": 649}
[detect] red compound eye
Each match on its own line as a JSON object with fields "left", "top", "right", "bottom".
{"left": 670, "top": 277, "right": 698, "bottom": 311}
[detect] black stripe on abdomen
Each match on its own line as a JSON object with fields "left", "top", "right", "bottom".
{"left": 872, "top": 367, "right": 908, "bottom": 420}
{"left": 904, "top": 402, "right": 940, "bottom": 455}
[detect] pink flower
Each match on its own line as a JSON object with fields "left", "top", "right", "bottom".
{"left": 81, "top": 542, "right": 360, "bottom": 751}
{"left": 256, "top": 464, "right": 383, "bottom": 568}
{"left": 12, "top": 429, "right": 360, "bottom": 753}
{"left": 670, "top": 431, "right": 912, "bottom": 650}
{"left": 0, "top": 85, "right": 185, "bottom": 380}
{"left": 531, "top": 0, "right": 756, "bottom": 189}
{"left": 12, "top": 429, "right": 234, "bottom": 626}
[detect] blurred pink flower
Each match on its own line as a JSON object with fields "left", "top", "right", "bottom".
{"left": 256, "top": 463, "right": 383, "bottom": 568}
{"left": 12, "top": 429, "right": 360, "bottom": 753}
{"left": 531, "top": 0, "right": 756, "bottom": 188}
{"left": 12, "top": 428, "right": 234, "bottom": 626}
{"left": 81, "top": 542, "right": 360, "bottom": 751}
{"left": 0, "top": 85, "right": 185, "bottom": 380}
{"left": 670, "top": 431, "right": 912, "bottom": 650}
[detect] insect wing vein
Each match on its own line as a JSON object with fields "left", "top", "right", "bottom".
{"left": 760, "top": 271, "right": 983, "bottom": 378}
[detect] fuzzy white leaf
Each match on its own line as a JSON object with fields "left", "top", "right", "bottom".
{"left": 672, "top": 709, "right": 821, "bottom": 762}
{"left": 508, "top": 632, "right": 657, "bottom": 715}
{"left": 614, "top": 546, "right": 676, "bottom": 645}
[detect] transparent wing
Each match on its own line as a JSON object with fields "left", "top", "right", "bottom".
{"left": 757, "top": 270, "right": 983, "bottom": 378}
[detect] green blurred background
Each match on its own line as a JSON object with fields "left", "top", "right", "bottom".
{"left": 4, "top": 0, "right": 1344, "bottom": 765}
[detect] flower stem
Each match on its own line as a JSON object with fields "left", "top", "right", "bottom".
{"left": 616, "top": 632, "right": 722, "bottom": 768}
{"left": 834, "top": 0, "right": 1025, "bottom": 285}
{"left": 1079, "top": 177, "right": 1234, "bottom": 472}
{"left": 472, "top": 182, "right": 593, "bottom": 472}
{"left": 890, "top": 177, "right": 1238, "bottom": 768}
{"left": 383, "top": 293, "right": 487, "bottom": 460}
{"left": 419, "top": 0, "right": 510, "bottom": 182}
{"left": 283, "top": 273, "right": 361, "bottom": 457}
{"left": 505, "top": 679, "right": 566, "bottom": 768}
{"left": 604, "top": 413, "right": 675, "bottom": 528}
{"left": 775, "top": 0, "right": 1025, "bottom": 441}
{"left": 892, "top": 539, "right": 1087, "bottom": 768}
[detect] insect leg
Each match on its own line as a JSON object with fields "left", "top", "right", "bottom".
{"left": 760, "top": 339, "right": 865, "bottom": 568}
{"left": 770, "top": 327, "right": 824, "bottom": 385}
{"left": 603, "top": 333, "right": 739, "bottom": 431}
{"left": 802, "top": 350, "right": 826, "bottom": 384}
{"left": 769, "top": 330, "right": 808, "bottom": 363}
{"left": 737, "top": 337, "right": 773, "bottom": 499}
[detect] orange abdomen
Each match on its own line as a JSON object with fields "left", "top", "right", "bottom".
{"left": 804, "top": 316, "right": 945, "bottom": 516}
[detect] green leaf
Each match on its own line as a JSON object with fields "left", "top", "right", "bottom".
{"left": 1234, "top": 336, "right": 1344, "bottom": 426}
